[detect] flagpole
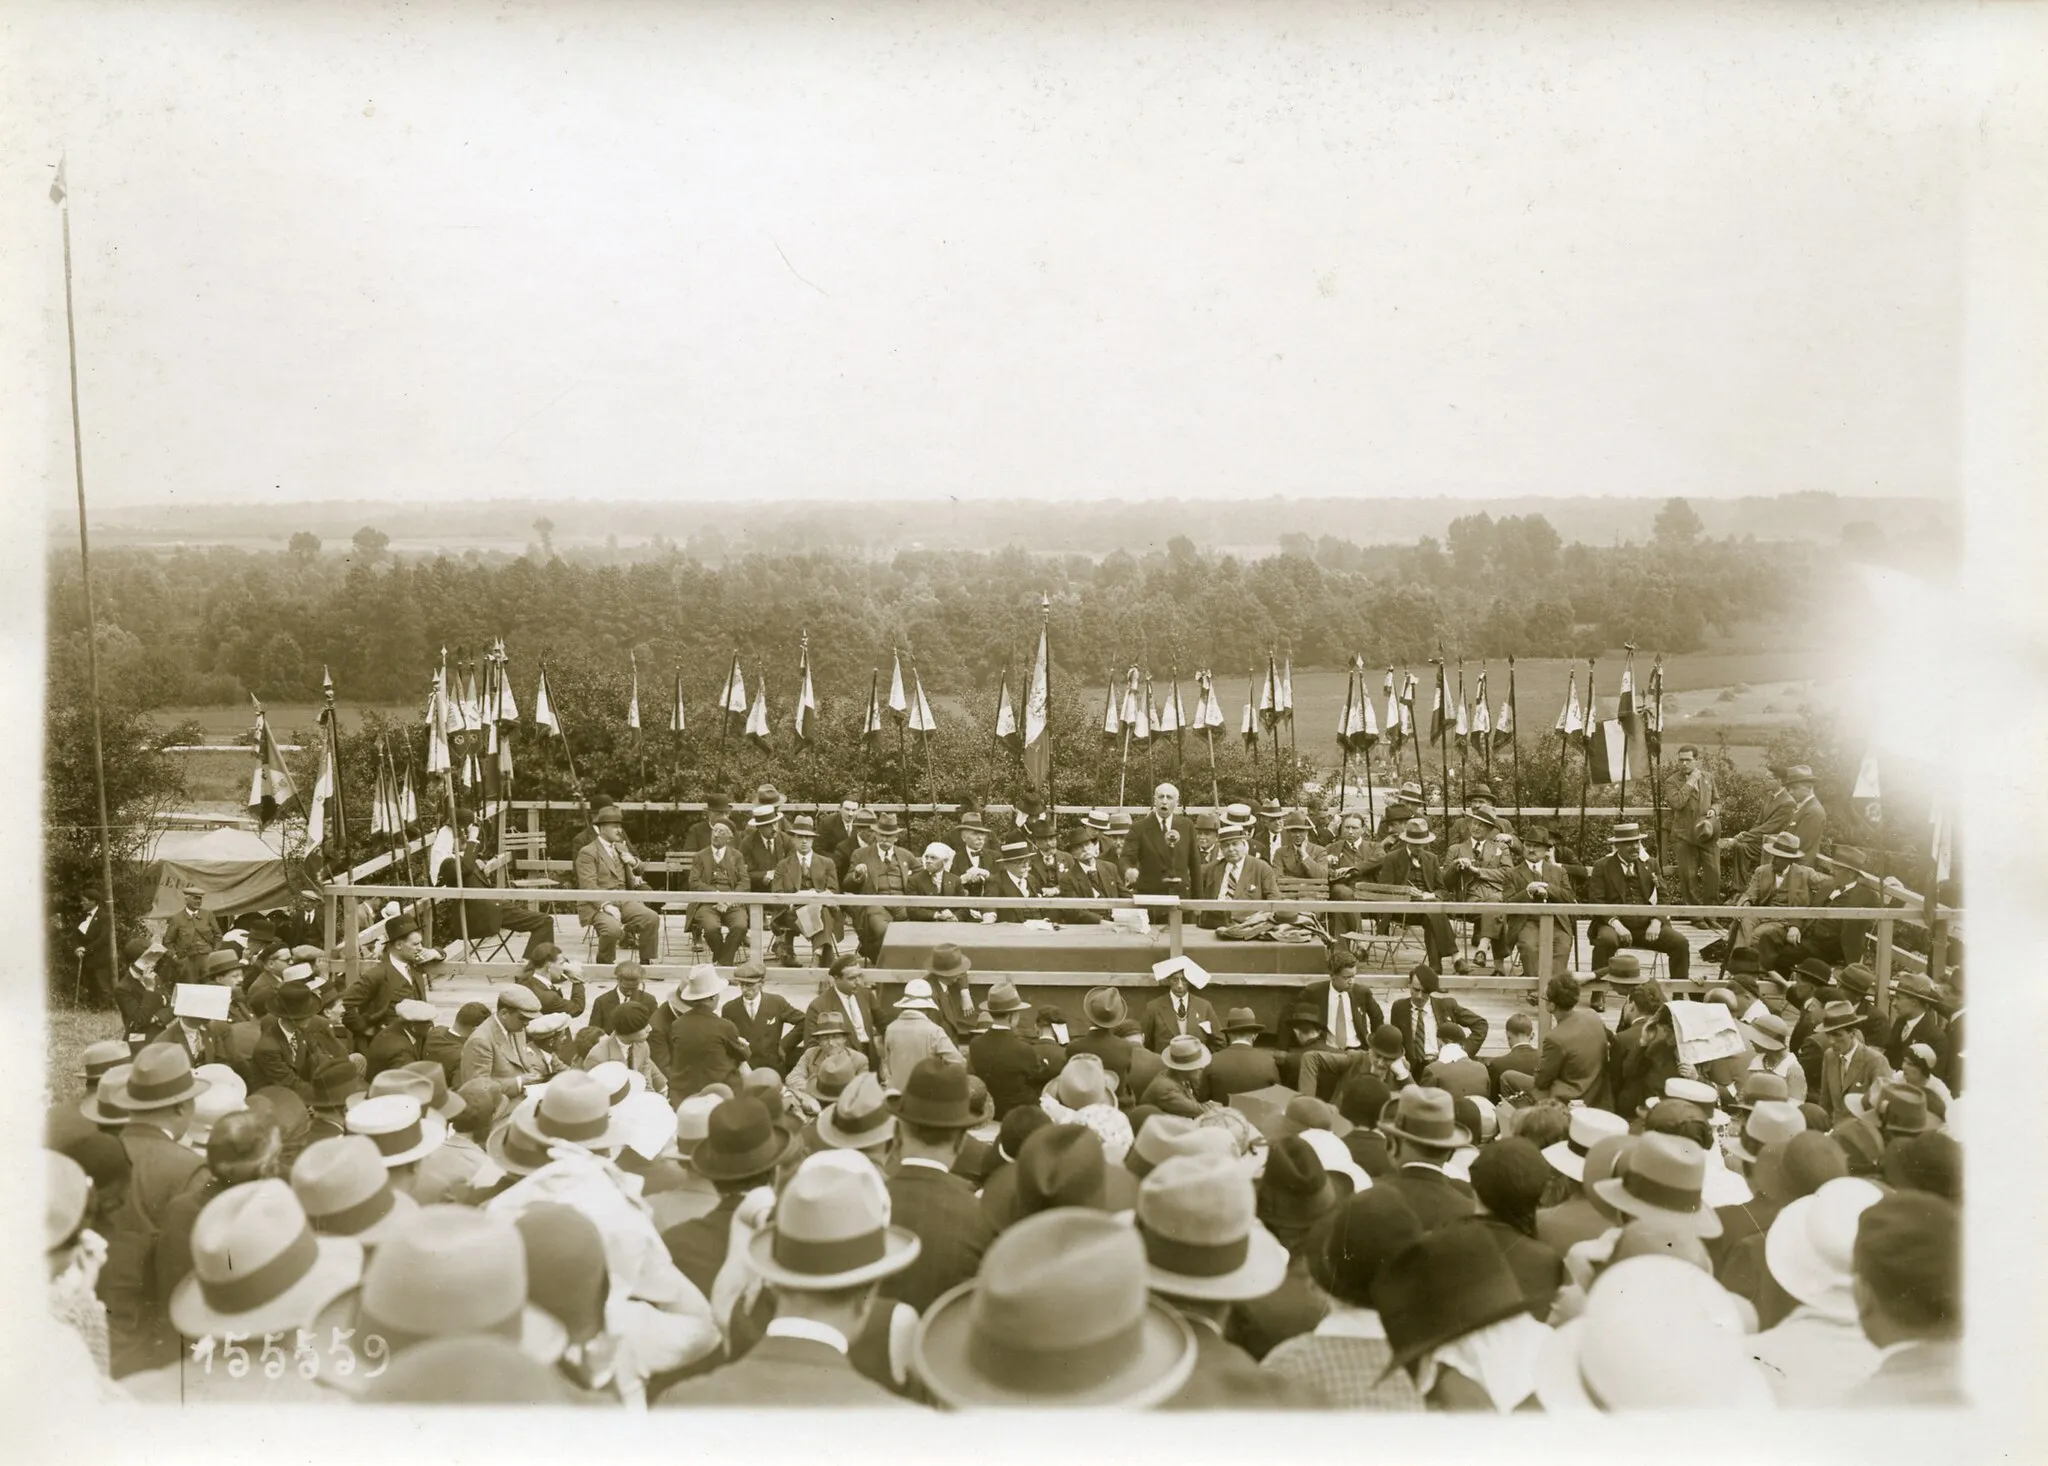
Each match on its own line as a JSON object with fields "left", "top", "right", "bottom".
{"left": 861, "top": 670, "right": 878, "bottom": 807}
{"left": 1433, "top": 645, "right": 1452, "bottom": 833}
{"left": 52, "top": 159, "right": 122, "bottom": 996}
{"left": 1040, "top": 593, "right": 1056, "bottom": 840}
{"left": 1456, "top": 658, "right": 1469, "bottom": 800}
{"left": 1247, "top": 663, "right": 1262, "bottom": 796}
{"left": 1337, "top": 659, "right": 1353, "bottom": 816}
{"left": 400, "top": 736, "right": 424, "bottom": 888}
{"left": 1648, "top": 658, "right": 1667, "bottom": 876}
{"left": 1576, "top": 659, "right": 1597, "bottom": 861}
{"left": 1266, "top": 652, "right": 1283, "bottom": 806}
{"left": 1616, "top": 643, "right": 1637, "bottom": 823}
{"left": 1508, "top": 656, "right": 1523, "bottom": 829}
{"left": 1361, "top": 670, "right": 1378, "bottom": 837}
{"left": 895, "top": 650, "right": 911, "bottom": 815}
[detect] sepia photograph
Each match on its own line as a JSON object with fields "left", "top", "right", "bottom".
{"left": 5, "top": 0, "right": 2045, "bottom": 1451}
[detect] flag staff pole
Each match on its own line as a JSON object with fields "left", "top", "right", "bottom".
{"left": 1360, "top": 663, "right": 1378, "bottom": 836}
{"left": 861, "top": 670, "right": 878, "bottom": 807}
{"left": 1433, "top": 644, "right": 1452, "bottom": 832}
{"left": 895, "top": 649, "right": 911, "bottom": 814}
{"left": 1576, "top": 659, "right": 1598, "bottom": 860}
{"left": 1617, "top": 642, "right": 1637, "bottom": 822}
{"left": 1508, "top": 656, "right": 1523, "bottom": 828}
{"left": 1040, "top": 593, "right": 1055, "bottom": 841}
{"left": 1649, "top": 656, "right": 1667, "bottom": 876}
{"left": 1456, "top": 658, "right": 1469, "bottom": 798}
{"left": 1247, "top": 663, "right": 1262, "bottom": 795}
{"left": 1337, "top": 658, "right": 1354, "bottom": 816}
{"left": 53, "top": 157, "right": 123, "bottom": 994}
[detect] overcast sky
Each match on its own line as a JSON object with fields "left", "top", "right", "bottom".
{"left": 8, "top": 1, "right": 1986, "bottom": 509}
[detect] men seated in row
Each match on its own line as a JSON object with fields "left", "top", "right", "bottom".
{"left": 431, "top": 818, "right": 555, "bottom": 961}
{"left": 574, "top": 805, "right": 662, "bottom": 965}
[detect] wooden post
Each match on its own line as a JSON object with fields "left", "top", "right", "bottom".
{"left": 322, "top": 887, "right": 337, "bottom": 962}
{"left": 1167, "top": 901, "right": 1185, "bottom": 962}
{"left": 748, "top": 900, "right": 765, "bottom": 966}
{"left": 1536, "top": 912, "right": 1555, "bottom": 1044}
{"left": 1873, "top": 917, "right": 1894, "bottom": 1020}
{"left": 342, "top": 891, "right": 361, "bottom": 988}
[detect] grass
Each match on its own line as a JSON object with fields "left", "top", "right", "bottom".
{"left": 47, "top": 1003, "right": 120, "bottom": 1108}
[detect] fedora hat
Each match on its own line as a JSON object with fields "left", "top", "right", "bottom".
{"left": 269, "top": 979, "right": 320, "bottom": 1021}
{"left": 1024, "top": 815, "right": 1055, "bottom": 842}
{"left": 690, "top": 1096, "right": 800, "bottom": 1181}
{"left": 1396, "top": 817, "right": 1435, "bottom": 845}
{"left": 107, "top": 1044, "right": 211, "bottom": 1113}
{"left": 812, "top": 1048, "right": 861, "bottom": 1101}
{"left": 925, "top": 944, "right": 973, "bottom": 980}
{"left": 346, "top": 1093, "right": 448, "bottom": 1168}
{"left": 1193, "top": 810, "right": 1220, "bottom": 833}
{"left": 1533, "top": 1255, "right": 1771, "bottom": 1411}
{"left": 1835, "top": 963, "right": 1876, "bottom": 998}
{"left": 201, "top": 949, "right": 243, "bottom": 980}
{"left": 1728, "top": 1100, "right": 1807, "bottom": 1165}
{"left": 1894, "top": 973, "right": 1947, "bottom": 1006}
{"left": 994, "top": 1125, "right": 1138, "bottom": 1227}
{"left": 1380, "top": 1085, "right": 1471, "bottom": 1149}
{"left": 513, "top": 1071, "right": 625, "bottom": 1156}
{"left": 916, "top": 1208, "right": 1197, "bottom": 1408}
{"left": 672, "top": 1092, "right": 724, "bottom": 1152}
{"left": 785, "top": 814, "right": 817, "bottom": 839}
{"left": 817, "top": 1074, "right": 898, "bottom": 1152}
{"left": 1781, "top": 764, "right": 1816, "bottom": 784}
{"left": 1540, "top": 1107, "right": 1630, "bottom": 1182}
{"left": 984, "top": 980, "right": 1031, "bottom": 1014}
{"left": 1741, "top": 1013, "right": 1792, "bottom": 1052}
{"left": 80, "top": 1038, "right": 131, "bottom": 1086}
{"left": 872, "top": 812, "right": 904, "bottom": 837}
{"left": 1047, "top": 1053, "right": 1119, "bottom": 1111}
{"left": 1814, "top": 1000, "right": 1866, "bottom": 1034}
{"left": 593, "top": 805, "right": 624, "bottom": 827}
{"left": 1592, "top": 1134, "right": 1722, "bottom": 1237}
{"left": 1125, "top": 1113, "right": 1240, "bottom": 1179}
{"left": 1766, "top": 1176, "right": 1885, "bottom": 1310}
{"left": 1285, "top": 1003, "right": 1329, "bottom": 1039}
{"left": 895, "top": 977, "right": 942, "bottom": 1013}
{"left": 1160, "top": 1035, "right": 1210, "bottom": 1073}
{"left": 1603, "top": 952, "right": 1644, "bottom": 984}
{"left": 483, "top": 1099, "right": 555, "bottom": 1177}
{"left": 1064, "top": 824, "right": 1102, "bottom": 852}
{"left": 1083, "top": 987, "right": 1128, "bottom": 1029}
{"left": 291, "top": 1135, "right": 420, "bottom": 1246}
{"left": 583, "top": 1060, "right": 646, "bottom": 1108}
{"left": 1219, "top": 1007, "right": 1263, "bottom": 1037}
{"left": 1607, "top": 821, "right": 1649, "bottom": 846}
{"left": 1729, "top": 1069, "right": 1791, "bottom": 1114}
{"left": 369, "top": 1065, "right": 460, "bottom": 1123}
{"left": 809, "top": 1009, "right": 851, "bottom": 1040}
{"left": 1761, "top": 831, "right": 1804, "bottom": 861}
{"left": 888, "top": 1058, "right": 981, "bottom": 1130}
{"left": 955, "top": 811, "right": 989, "bottom": 834}
{"left": 170, "top": 1179, "right": 365, "bottom": 1341}
{"left": 1257, "top": 1136, "right": 1339, "bottom": 1233}
{"left": 1281, "top": 811, "right": 1313, "bottom": 832}
{"left": 1374, "top": 1217, "right": 1534, "bottom": 1372}
{"left": 677, "top": 965, "right": 725, "bottom": 1004}
{"left": 314, "top": 1205, "right": 567, "bottom": 1393}
{"left": 1136, "top": 1152, "right": 1290, "bottom": 1302}
{"left": 1845, "top": 1080, "right": 1938, "bottom": 1137}
{"left": 747, "top": 1150, "right": 921, "bottom": 1291}
{"left": 1275, "top": 1095, "right": 1354, "bottom": 1142}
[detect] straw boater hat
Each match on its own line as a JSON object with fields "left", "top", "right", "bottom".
{"left": 1607, "top": 822, "right": 1649, "bottom": 847}
{"left": 748, "top": 1150, "right": 921, "bottom": 1291}
{"left": 346, "top": 1093, "right": 449, "bottom": 1169}
{"left": 1541, "top": 1107, "right": 1630, "bottom": 1182}
{"left": 748, "top": 803, "right": 781, "bottom": 829}
{"left": 1592, "top": 1133, "right": 1723, "bottom": 1238}
{"left": 1761, "top": 831, "right": 1804, "bottom": 862}
{"left": 1534, "top": 1255, "right": 1772, "bottom": 1411}
{"left": 895, "top": 978, "right": 942, "bottom": 1013}
{"left": 1765, "top": 1176, "right": 1884, "bottom": 1312}
{"left": 1396, "top": 817, "right": 1435, "bottom": 845}
{"left": 291, "top": 1135, "right": 420, "bottom": 1247}
{"left": 314, "top": 1205, "right": 567, "bottom": 1393}
{"left": 915, "top": 1207, "right": 1197, "bottom": 1408}
{"left": 1081, "top": 809, "right": 1112, "bottom": 834}
{"left": 170, "top": 1180, "right": 365, "bottom": 1342}
{"left": 997, "top": 839, "right": 1032, "bottom": 864}
{"left": 1216, "top": 821, "right": 1250, "bottom": 841}
{"left": 1135, "top": 1152, "right": 1290, "bottom": 1302}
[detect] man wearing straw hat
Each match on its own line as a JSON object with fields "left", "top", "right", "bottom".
{"left": 770, "top": 815, "right": 842, "bottom": 964}
{"left": 1732, "top": 830, "right": 1826, "bottom": 975}
{"left": 1584, "top": 822, "right": 1691, "bottom": 986}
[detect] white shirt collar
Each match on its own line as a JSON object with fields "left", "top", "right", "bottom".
{"left": 898, "top": 1156, "right": 952, "bottom": 1173}
{"left": 764, "top": 1317, "right": 850, "bottom": 1354}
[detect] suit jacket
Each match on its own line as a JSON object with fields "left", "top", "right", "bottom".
{"left": 590, "top": 983, "right": 655, "bottom": 1038}
{"left": 883, "top": 1162, "right": 994, "bottom": 1313}
{"left": 1737, "top": 790, "right": 1827, "bottom": 859}
{"left": 1469, "top": 1217, "right": 1564, "bottom": 1321}
{"left": 342, "top": 953, "right": 428, "bottom": 1042}
{"left": 841, "top": 843, "right": 919, "bottom": 920}
{"left": 516, "top": 970, "right": 587, "bottom": 1020}
{"left": 1375, "top": 1161, "right": 1479, "bottom": 1213}
{"left": 1055, "top": 859, "right": 1126, "bottom": 921}
{"left": 988, "top": 867, "right": 1039, "bottom": 923}
{"left": 903, "top": 869, "right": 960, "bottom": 916}
{"left": 1276, "top": 841, "right": 1330, "bottom": 881}
{"left": 686, "top": 845, "right": 751, "bottom": 923}
{"left": 1205, "top": 1043, "right": 1282, "bottom": 1099}
{"left": 574, "top": 835, "right": 650, "bottom": 923}
{"left": 1670, "top": 766, "right": 1720, "bottom": 845}
{"left": 1820, "top": 1041, "right": 1892, "bottom": 1124}
{"left": 1487, "top": 1043, "right": 1543, "bottom": 1097}
{"left": 722, "top": 992, "right": 802, "bottom": 1073}
{"left": 1126, "top": 811, "right": 1201, "bottom": 896}
{"left": 806, "top": 987, "right": 884, "bottom": 1054}
{"left": 1534, "top": 1007, "right": 1611, "bottom": 1106}
{"left": 1141, "top": 1068, "right": 1210, "bottom": 1118}
{"left": 1067, "top": 1028, "right": 1135, "bottom": 1090}
{"left": 114, "top": 971, "right": 173, "bottom": 1042}
{"left": 1142, "top": 992, "right": 1222, "bottom": 1052}
{"left": 1737, "top": 861, "right": 1824, "bottom": 915}
{"left": 662, "top": 1192, "right": 740, "bottom": 1300}
{"left": 1886, "top": 1010, "right": 1950, "bottom": 1072}
{"left": 364, "top": 1020, "right": 429, "bottom": 1080}
{"left": 1583, "top": 853, "right": 1664, "bottom": 922}
{"left": 740, "top": 828, "right": 798, "bottom": 890}
{"left": 120, "top": 1120, "right": 208, "bottom": 1231}
{"left": 654, "top": 1333, "right": 910, "bottom": 1408}
{"left": 930, "top": 979, "right": 980, "bottom": 1041}
{"left": 1386, "top": 995, "right": 1489, "bottom": 1076}
{"left": 1504, "top": 859, "right": 1577, "bottom": 906}
{"left": 1424, "top": 1054, "right": 1493, "bottom": 1104}
{"left": 1299, "top": 980, "right": 1386, "bottom": 1049}
{"left": 663, "top": 1007, "right": 751, "bottom": 1098}
{"left": 1374, "top": 844, "right": 1444, "bottom": 894}
{"left": 966, "top": 1027, "right": 1052, "bottom": 1118}
{"left": 1164, "top": 1320, "right": 1314, "bottom": 1409}
{"left": 1199, "top": 856, "right": 1282, "bottom": 906}
{"left": 249, "top": 1015, "right": 322, "bottom": 1098}
{"left": 458, "top": 1013, "right": 547, "bottom": 1088}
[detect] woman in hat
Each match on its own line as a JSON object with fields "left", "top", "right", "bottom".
{"left": 1039, "top": 1053, "right": 1135, "bottom": 1165}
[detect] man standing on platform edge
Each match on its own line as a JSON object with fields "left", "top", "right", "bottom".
{"left": 1125, "top": 783, "right": 1199, "bottom": 898}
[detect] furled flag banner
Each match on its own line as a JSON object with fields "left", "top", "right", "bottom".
{"left": 1157, "top": 669, "right": 1185, "bottom": 752}
{"left": 994, "top": 673, "right": 1021, "bottom": 751}
{"left": 1586, "top": 717, "right": 1631, "bottom": 786}
{"left": 627, "top": 654, "right": 642, "bottom": 732}
{"left": 533, "top": 665, "right": 561, "bottom": 737}
{"left": 1471, "top": 669, "right": 1492, "bottom": 745}
{"left": 1101, "top": 666, "right": 1122, "bottom": 742}
{"left": 305, "top": 667, "right": 344, "bottom": 853}
{"left": 861, "top": 671, "right": 885, "bottom": 750}
{"left": 1453, "top": 670, "right": 1470, "bottom": 749}
{"left": 794, "top": 634, "right": 820, "bottom": 743}
{"left": 908, "top": 666, "right": 937, "bottom": 735}
{"left": 1339, "top": 656, "right": 1378, "bottom": 752}
{"left": 1398, "top": 673, "right": 1419, "bottom": 742}
{"left": 1645, "top": 658, "right": 1665, "bottom": 759}
{"left": 247, "top": 699, "right": 297, "bottom": 828}
{"left": 1852, "top": 751, "right": 1882, "bottom": 826}
{"left": 425, "top": 665, "right": 452, "bottom": 776}
{"left": 1494, "top": 677, "right": 1516, "bottom": 747}
{"left": 1193, "top": 670, "right": 1226, "bottom": 732}
{"left": 1384, "top": 669, "right": 1404, "bottom": 755}
{"left": 744, "top": 684, "right": 772, "bottom": 750}
{"left": 1278, "top": 658, "right": 1295, "bottom": 726}
{"left": 1021, "top": 618, "right": 1051, "bottom": 789}
{"left": 1242, "top": 668, "right": 1261, "bottom": 752}
{"left": 1259, "top": 655, "right": 1282, "bottom": 731}
{"left": 888, "top": 651, "right": 911, "bottom": 724}
{"left": 1121, "top": 667, "right": 1151, "bottom": 742}
{"left": 1556, "top": 665, "right": 1585, "bottom": 744}
{"left": 721, "top": 655, "right": 749, "bottom": 730}
{"left": 1428, "top": 661, "right": 1450, "bottom": 745}
{"left": 669, "top": 666, "right": 687, "bottom": 736}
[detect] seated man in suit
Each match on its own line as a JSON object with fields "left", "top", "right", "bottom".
{"left": 1386, "top": 965, "right": 1488, "bottom": 1079}
{"left": 1501, "top": 827, "right": 1577, "bottom": 978}
{"left": 1322, "top": 811, "right": 1387, "bottom": 938}
{"left": 739, "top": 803, "right": 795, "bottom": 891}
{"left": 1206, "top": 1009, "right": 1282, "bottom": 1098}
{"left": 1532, "top": 974, "right": 1610, "bottom": 1106}
{"left": 1274, "top": 812, "right": 1329, "bottom": 882}
{"left": 1141, "top": 957, "right": 1222, "bottom": 1052}
{"left": 770, "top": 815, "right": 840, "bottom": 965}
{"left": 687, "top": 816, "right": 751, "bottom": 965}
{"left": 721, "top": 960, "right": 802, "bottom": 1073}
{"left": 806, "top": 953, "right": 886, "bottom": 1073}
{"left": 1443, "top": 805, "right": 1518, "bottom": 972}
{"left": 840, "top": 813, "right": 918, "bottom": 962}
{"left": 1486, "top": 1012, "right": 1542, "bottom": 1098}
{"left": 948, "top": 812, "right": 997, "bottom": 919}
{"left": 988, "top": 841, "right": 1039, "bottom": 923}
{"left": 434, "top": 821, "right": 554, "bottom": 960}
{"left": 905, "top": 843, "right": 963, "bottom": 920}
{"left": 1585, "top": 822, "right": 1690, "bottom": 985}
{"left": 1375, "top": 818, "right": 1458, "bottom": 973}
{"left": 1732, "top": 831, "right": 1825, "bottom": 977}
{"left": 1197, "top": 822, "right": 1281, "bottom": 930}
{"left": 574, "top": 805, "right": 662, "bottom": 965}
{"left": 1056, "top": 822, "right": 1126, "bottom": 922}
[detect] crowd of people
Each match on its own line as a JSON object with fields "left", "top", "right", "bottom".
{"left": 49, "top": 872, "right": 1963, "bottom": 1408}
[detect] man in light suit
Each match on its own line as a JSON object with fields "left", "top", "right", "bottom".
{"left": 1668, "top": 744, "right": 1721, "bottom": 905}
{"left": 1726, "top": 763, "right": 1827, "bottom": 880}
{"left": 1196, "top": 823, "right": 1280, "bottom": 930}
{"left": 654, "top": 1151, "right": 922, "bottom": 1408}
{"left": 1732, "top": 831, "right": 1825, "bottom": 976}
{"left": 770, "top": 816, "right": 840, "bottom": 965}
{"left": 687, "top": 816, "right": 751, "bottom": 965}
{"left": 458, "top": 986, "right": 549, "bottom": 1087}
{"left": 841, "top": 813, "right": 919, "bottom": 962}
{"left": 1122, "top": 782, "right": 1200, "bottom": 897}
{"left": 575, "top": 805, "right": 662, "bottom": 964}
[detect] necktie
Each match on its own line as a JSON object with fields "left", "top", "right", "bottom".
{"left": 1175, "top": 997, "right": 1187, "bottom": 1033}
{"left": 1220, "top": 865, "right": 1238, "bottom": 901}
{"left": 1332, "top": 991, "right": 1355, "bottom": 1049}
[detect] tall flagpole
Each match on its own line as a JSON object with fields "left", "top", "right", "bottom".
{"left": 54, "top": 158, "right": 122, "bottom": 995}
{"left": 1041, "top": 593, "right": 1056, "bottom": 838}
{"left": 1508, "top": 655, "right": 1523, "bottom": 828}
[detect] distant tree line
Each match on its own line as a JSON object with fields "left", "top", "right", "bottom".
{"left": 48, "top": 500, "right": 1821, "bottom": 712}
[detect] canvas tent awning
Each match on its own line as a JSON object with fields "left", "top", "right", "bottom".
{"left": 139, "top": 826, "right": 292, "bottom": 919}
